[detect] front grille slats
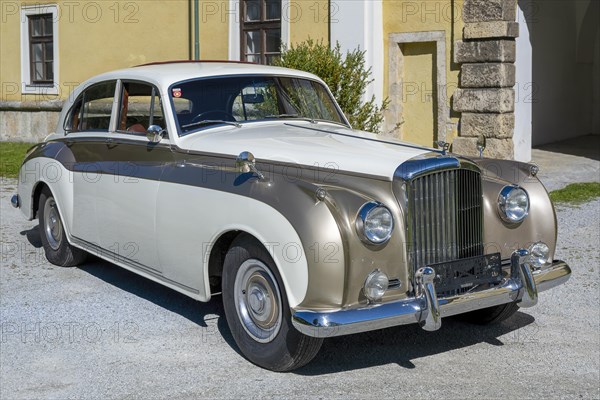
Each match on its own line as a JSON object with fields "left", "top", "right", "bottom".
{"left": 409, "top": 168, "right": 483, "bottom": 273}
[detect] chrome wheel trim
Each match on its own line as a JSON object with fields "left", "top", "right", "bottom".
{"left": 234, "top": 259, "right": 283, "bottom": 343}
{"left": 43, "top": 197, "right": 62, "bottom": 251}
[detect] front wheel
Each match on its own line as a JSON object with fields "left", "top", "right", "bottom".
{"left": 38, "top": 187, "right": 87, "bottom": 267}
{"left": 222, "top": 235, "right": 323, "bottom": 372}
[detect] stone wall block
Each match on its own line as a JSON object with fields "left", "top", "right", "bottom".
{"left": 454, "top": 40, "right": 516, "bottom": 63}
{"left": 452, "top": 137, "right": 514, "bottom": 160}
{"left": 453, "top": 88, "right": 515, "bottom": 113}
{"left": 460, "top": 113, "right": 515, "bottom": 138}
{"left": 0, "top": 111, "right": 59, "bottom": 142}
{"left": 463, "top": 0, "right": 517, "bottom": 23}
{"left": 464, "top": 21, "right": 519, "bottom": 40}
{"left": 461, "top": 63, "right": 516, "bottom": 88}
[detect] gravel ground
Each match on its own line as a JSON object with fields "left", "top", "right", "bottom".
{"left": 1, "top": 177, "right": 599, "bottom": 399}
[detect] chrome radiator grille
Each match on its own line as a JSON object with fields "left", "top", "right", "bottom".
{"left": 408, "top": 168, "right": 484, "bottom": 271}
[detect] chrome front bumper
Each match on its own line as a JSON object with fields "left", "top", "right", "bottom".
{"left": 292, "top": 250, "right": 571, "bottom": 338}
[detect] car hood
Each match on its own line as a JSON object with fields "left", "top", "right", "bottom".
{"left": 176, "top": 121, "right": 434, "bottom": 180}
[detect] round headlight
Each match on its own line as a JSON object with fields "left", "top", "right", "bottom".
{"left": 356, "top": 202, "right": 394, "bottom": 244}
{"left": 498, "top": 186, "right": 529, "bottom": 223}
{"left": 363, "top": 270, "right": 389, "bottom": 301}
{"left": 529, "top": 242, "right": 550, "bottom": 267}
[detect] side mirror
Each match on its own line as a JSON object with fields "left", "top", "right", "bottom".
{"left": 236, "top": 151, "right": 265, "bottom": 180}
{"left": 147, "top": 125, "right": 165, "bottom": 143}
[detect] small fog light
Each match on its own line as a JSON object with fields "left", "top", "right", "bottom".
{"left": 529, "top": 242, "right": 550, "bottom": 268}
{"left": 363, "top": 270, "right": 389, "bottom": 301}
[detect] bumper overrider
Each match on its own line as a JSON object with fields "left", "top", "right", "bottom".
{"left": 292, "top": 250, "right": 571, "bottom": 338}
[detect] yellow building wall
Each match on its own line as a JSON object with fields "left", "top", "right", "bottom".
{"left": 289, "top": 0, "right": 329, "bottom": 46}
{"left": 1, "top": 1, "right": 190, "bottom": 101}
{"left": 383, "top": 0, "right": 464, "bottom": 142}
{"left": 198, "top": 0, "right": 230, "bottom": 60}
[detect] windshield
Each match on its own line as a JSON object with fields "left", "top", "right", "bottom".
{"left": 170, "top": 75, "right": 347, "bottom": 135}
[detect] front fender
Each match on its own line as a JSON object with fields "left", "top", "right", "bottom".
{"left": 476, "top": 159, "right": 557, "bottom": 260}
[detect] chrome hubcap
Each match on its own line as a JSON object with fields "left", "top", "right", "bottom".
{"left": 234, "top": 259, "right": 282, "bottom": 343}
{"left": 43, "top": 198, "right": 62, "bottom": 250}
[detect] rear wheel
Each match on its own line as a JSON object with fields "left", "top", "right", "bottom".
{"left": 457, "top": 302, "right": 519, "bottom": 325}
{"left": 38, "top": 187, "right": 87, "bottom": 267}
{"left": 222, "top": 235, "right": 323, "bottom": 372}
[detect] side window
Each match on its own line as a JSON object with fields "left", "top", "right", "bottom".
{"left": 80, "top": 81, "right": 117, "bottom": 131}
{"left": 64, "top": 81, "right": 116, "bottom": 133}
{"left": 118, "top": 82, "right": 165, "bottom": 134}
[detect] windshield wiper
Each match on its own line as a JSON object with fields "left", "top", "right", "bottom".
{"left": 265, "top": 114, "right": 317, "bottom": 123}
{"left": 182, "top": 120, "right": 242, "bottom": 129}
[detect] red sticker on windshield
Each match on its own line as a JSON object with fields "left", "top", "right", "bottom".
{"left": 172, "top": 88, "right": 182, "bottom": 98}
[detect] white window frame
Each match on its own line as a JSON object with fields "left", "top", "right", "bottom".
{"left": 229, "top": 0, "right": 290, "bottom": 61}
{"left": 20, "top": 4, "right": 59, "bottom": 95}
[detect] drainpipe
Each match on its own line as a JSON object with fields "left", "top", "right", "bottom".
{"left": 194, "top": 0, "right": 200, "bottom": 60}
{"left": 188, "top": 0, "right": 192, "bottom": 59}
{"left": 327, "top": 0, "right": 331, "bottom": 47}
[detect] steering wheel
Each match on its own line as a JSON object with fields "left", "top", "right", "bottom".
{"left": 192, "top": 110, "right": 237, "bottom": 123}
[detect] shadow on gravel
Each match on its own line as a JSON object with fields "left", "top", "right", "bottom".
{"left": 295, "top": 312, "right": 535, "bottom": 375}
{"left": 21, "top": 226, "right": 243, "bottom": 357}
{"left": 76, "top": 258, "right": 238, "bottom": 352}
{"left": 26, "top": 219, "right": 536, "bottom": 373}
{"left": 20, "top": 227, "right": 43, "bottom": 248}
{"left": 78, "top": 255, "right": 536, "bottom": 373}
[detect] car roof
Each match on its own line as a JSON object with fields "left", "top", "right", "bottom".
{"left": 86, "top": 61, "right": 324, "bottom": 90}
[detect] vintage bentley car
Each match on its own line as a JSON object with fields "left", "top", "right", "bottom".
{"left": 12, "top": 62, "right": 571, "bottom": 371}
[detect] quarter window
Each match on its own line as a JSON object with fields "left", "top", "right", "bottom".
{"left": 240, "top": 0, "right": 281, "bottom": 65}
{"left": 65, "top": 81, "right": 116, "bottom": 132}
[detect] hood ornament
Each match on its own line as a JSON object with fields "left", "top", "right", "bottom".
{"left": 436, "top": 141, "right": 450, "bottom": 155}
{"left": 477, "top": 135, "right": 487, "bottom": 158}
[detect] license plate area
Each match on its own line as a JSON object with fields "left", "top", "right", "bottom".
{"left": 429, "top": 253, "right": 502, "bottom": 297}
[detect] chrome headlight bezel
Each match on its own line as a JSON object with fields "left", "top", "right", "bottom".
{"left": 498, "top": 186, "right": 530, "bottom": 224}
{"left": 355, "top": 201, "right": 394, "bottom": 245}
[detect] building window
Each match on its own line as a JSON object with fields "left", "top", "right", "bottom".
{"left": 240, "top": 0, "right": 281, "bottom": 64}
{"left": 28, "top": 14, "right": 54, "bottom": 84}
{"left": 20, "top": 5, "right": 58, "bottom": 94}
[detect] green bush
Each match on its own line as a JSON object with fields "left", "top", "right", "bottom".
{"left": 274, "top": 39, "right": 388, "bottom": 133}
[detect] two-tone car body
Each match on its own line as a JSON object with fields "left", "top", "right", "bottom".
{"left": 12, "top": 62, "right": 571, "bottom": 371}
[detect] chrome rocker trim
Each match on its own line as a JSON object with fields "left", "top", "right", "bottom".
{"left": 292, "top": 250, "right": 571, "bottom": 338}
